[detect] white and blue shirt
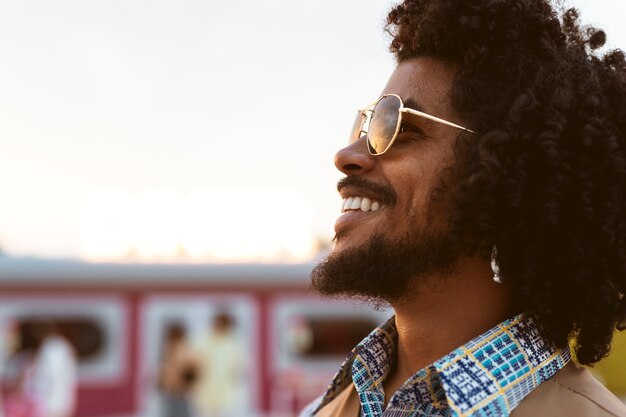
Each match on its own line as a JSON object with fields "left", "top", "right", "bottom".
{"left": 300, "top": 314, "right": 571, "bottom": 417}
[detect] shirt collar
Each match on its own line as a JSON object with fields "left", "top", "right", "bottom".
{"left": 312, "top": 314, "right": 570, "bottom": 417}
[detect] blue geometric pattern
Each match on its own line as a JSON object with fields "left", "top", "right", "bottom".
{"left": 300, "top": 314, "right": 570, "bottom": 417}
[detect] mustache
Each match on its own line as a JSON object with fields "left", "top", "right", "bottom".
{"left": 337, "top": 176, "right": 397, "bottom": 207}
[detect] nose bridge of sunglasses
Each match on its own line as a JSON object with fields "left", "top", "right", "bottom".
{"left": 362, "top": 112, "right": 372, "bottom": 133}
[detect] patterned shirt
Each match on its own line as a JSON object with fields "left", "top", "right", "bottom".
{"left": 300, "top": 314, "right": 571, "bottom": 417}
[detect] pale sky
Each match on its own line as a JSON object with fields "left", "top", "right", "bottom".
{"left": 0, "top": 0, "right": 624, "bottom": 262}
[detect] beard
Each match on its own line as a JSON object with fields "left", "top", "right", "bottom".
{"left": 310, "top": 214, "right": 461, "bottom": 306}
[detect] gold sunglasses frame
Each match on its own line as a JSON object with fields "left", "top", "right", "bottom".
{"left": 354, "top": 94, "right": 477, "bottom": 155}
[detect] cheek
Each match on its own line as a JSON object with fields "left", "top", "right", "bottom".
{"left": 383, "top": 149, "right": 454, "bottom": 212}
{"left": 402, "top": 166, "right": 449, "bottom": 222}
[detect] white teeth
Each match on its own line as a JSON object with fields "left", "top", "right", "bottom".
{"left": 344, "top": 197, "right": 354, "bottom": 212}
{"left": 341, "top": 196, "right": 381, "bottom": 213}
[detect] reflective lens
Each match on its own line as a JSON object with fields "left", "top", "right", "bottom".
{"left": 368, "top": 95, "right": 402, "bottom": 155}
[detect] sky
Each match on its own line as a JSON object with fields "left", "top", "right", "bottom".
{"left": 0, "top": 0, "right": 625, "bottom": 262}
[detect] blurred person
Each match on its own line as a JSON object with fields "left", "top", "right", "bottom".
{"left": 29, "top": 324, "right": 77, "bottom": 417}
{"left": 157, "top": 323, "right": 199, "bottom": 417}
{"left": 0, "top": 319, "right": 18, "bottom": 417}
{"left": 303, "top": 1, "right": 626, "bottom": 416}
{"left": 3, "top": 354, "right": 40, "bottom": 417}
{"left": 3, "top": 326, "right": 41, "bottom": 417}
{"left": 4, "top": 322, "right": 76, "bottom": 417}
{"left": 192, "top": 312, "right": 247, "bottom": 417}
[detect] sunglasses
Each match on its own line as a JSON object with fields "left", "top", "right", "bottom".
{"left": 350, "top": 94, "right": 477, "bottom": 155}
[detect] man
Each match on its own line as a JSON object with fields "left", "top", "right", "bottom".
{"left": 303, "top": 0, "right": 626, "bottom": 416}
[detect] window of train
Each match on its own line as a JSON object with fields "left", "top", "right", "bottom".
{"left": 0, "top": 298, "right": 126, "bottom": 384}
{"left": 271, "top": 298, "right": 391, "bottom": 372}
{"left": 16, "top": 318, "right": 104, "bottom": 361}
{"left": 288, "top": 316, "right": 377, "bottom": 358}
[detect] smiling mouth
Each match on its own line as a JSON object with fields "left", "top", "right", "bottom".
{"left": 341, "top": 196, "right": 384, "bottom": 214}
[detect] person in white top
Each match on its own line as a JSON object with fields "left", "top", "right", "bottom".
{"left": 31, "top": 327, "right": 77, "bottom": 417}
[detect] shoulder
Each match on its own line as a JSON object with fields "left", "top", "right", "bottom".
{"left": 298, "top": 395, "right": 324, "bottom": 417}
{"left": 512, "top": 362, "right": 626, "bottom": 417}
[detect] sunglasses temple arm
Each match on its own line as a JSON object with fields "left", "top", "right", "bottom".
{"left": 401, "top": 108, "right": 477, "bottom": 134}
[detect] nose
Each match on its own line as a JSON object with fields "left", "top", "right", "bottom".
{"left": 334, "top": 136, "right": 376, "bottom": 175}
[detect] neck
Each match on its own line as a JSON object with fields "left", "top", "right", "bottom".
{"left": 383, "top": 255, "right": 516, "bottom": 396}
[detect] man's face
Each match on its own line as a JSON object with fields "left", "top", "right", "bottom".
{"left": 311, "top": 57, "right": 469, "bottom": 302}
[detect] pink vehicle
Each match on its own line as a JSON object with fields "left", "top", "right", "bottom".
{"left": 0, "top": 258, "right": 389, "bottom": 417}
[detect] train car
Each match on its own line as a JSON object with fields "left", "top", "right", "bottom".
{"left": 0, "top": 257, "right": 623, "bottom": 417}
{"left": 0, "top": 257, "right": 390, "bottom": 417}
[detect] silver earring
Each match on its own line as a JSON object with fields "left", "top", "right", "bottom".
{"left": 491, "top": 246, "right": 503, "bottom": 284}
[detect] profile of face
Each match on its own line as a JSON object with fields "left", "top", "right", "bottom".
{"left": 311, "top": 57, "right": 470, "bottom": 304}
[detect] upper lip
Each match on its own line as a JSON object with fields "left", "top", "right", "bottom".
{"left": 337, "top": 178, "right": 396, "bottom": 207}
{"left": 338, "top": 185, "right": 384, "bottom": 203}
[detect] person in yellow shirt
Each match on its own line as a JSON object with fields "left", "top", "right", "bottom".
{"left": 192, "top": 313, "right": 247, "bottom": 417}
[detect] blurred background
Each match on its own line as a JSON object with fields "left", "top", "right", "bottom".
{"left": 0, "top": 0, "right": 624, "bottom": 416}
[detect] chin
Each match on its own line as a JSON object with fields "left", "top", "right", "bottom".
{"left": 311, "top": 225, "right": 461, "bottom": 303}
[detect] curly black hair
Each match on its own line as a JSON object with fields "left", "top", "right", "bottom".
{"left": 386, "top": 0, "right": 626, "bottom": 365}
